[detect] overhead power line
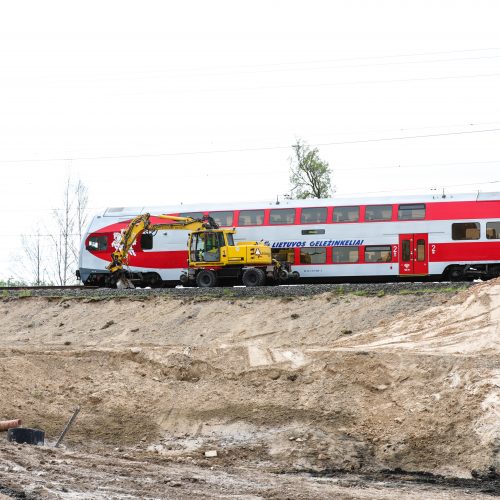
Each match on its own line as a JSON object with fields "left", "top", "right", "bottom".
{"left": 57, "top": 54, "right": 500, "bottom": 83}
{"left": 92, "top": 47, "right": 500, "bottom": 76}
{"left": 129, "top": 71, "right": 500, "bottom": 97}
{"left": 0, "top": 127, "right": 499, "bottom": 165}
{"left": 339, "top": 179, "right": 500, "bottom": 196}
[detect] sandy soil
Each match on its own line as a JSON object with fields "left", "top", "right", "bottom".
{"left": 1, "top": 282, "right": 499, "bottom": 498}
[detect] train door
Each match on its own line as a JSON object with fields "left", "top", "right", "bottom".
{"left": 399, "top": 233, "right": 428, "bottom": 275}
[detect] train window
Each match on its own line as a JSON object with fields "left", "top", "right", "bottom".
{"left": 333, "top": 206, "right": 359, "bottom": 222}
{"left": 486, "top": 221, "right": 500, "bottom": 239}
{"left": 301, "top": 207, "right": 327, "bottom": 224}
{"left": 272, "top": 248, "right": 295, "bottom": 263}
{"left": 365, "top": 245, "right": 392, "bottom": 263}
{"left": 332, "top": 246, "right": 359, "bottom": 263}
{"left": 269, "top": 208, "right": 295, "bottom": 225}
{"left": 208, "top": 211, "right": 233, "bottom": 226}
{"left": 416, "top": 239, "right": 425, "bottom": 261}
{"left": 87, "top": 235, "right": 108, "bottom": 251}
{"left": 398, "top": 204, "right": 426, "bottom": 220}
{"left": 238, "top": 209, "right": 265, "bottom": 226}
{"left": 300, "top": 247, "right": 326, "bottom": 264}
{"left": 179, "top": 212, "right": 204, "bottom": 220}
{"left": 365, "top": 205, "right": 392, "bottom": 221}
{"left": 401, "top": 240, "right": 411, "bottom": 262}
{"left": 141, "top": 233, "right": 153, "bottom": 250}
{"left": 452, "top": 222, "right": 480, "bottom": 240}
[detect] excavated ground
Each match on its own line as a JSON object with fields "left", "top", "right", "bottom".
{"left": 0, "top": 281, "right": 499, "bottom": 498}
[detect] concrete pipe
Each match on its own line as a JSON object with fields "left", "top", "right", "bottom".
{"left": 0, "top": 419, "right": 21, "bottom": 432}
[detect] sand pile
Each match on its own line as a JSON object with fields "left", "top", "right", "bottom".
{"left": 333, "top": 277, "right": 500, "bottom": 354}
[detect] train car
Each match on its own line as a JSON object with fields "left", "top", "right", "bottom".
{"left": 78, "top": 192, "right": 500, "bottom": 286}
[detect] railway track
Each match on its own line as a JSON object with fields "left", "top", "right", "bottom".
{"left": 0, "top": 285, "right": 99, "bottom": 291}
{"left": 0, "top": 282, "right": 474, "bottom": 298}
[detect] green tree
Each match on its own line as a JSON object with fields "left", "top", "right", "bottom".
{"left": 289, "top": 139, "right": 332, "bottom": 199}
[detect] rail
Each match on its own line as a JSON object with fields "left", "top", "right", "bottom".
{"left": 0, "top": 285, "right": 99, "bottom": 291}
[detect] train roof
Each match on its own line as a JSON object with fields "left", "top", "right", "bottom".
{"left": 99, "top": 191, "right": 500, "bottom": 218}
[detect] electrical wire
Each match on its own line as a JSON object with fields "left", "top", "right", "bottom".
{"left": 43, "top": 53, "right": 500, "bottom": 83}
{"left": 0, "top": 127, "right": 499, "bottom": 164}
{"left": 338, "top": 179, "right": 500, "bottom": 196}
{"left": 48, "top": 46, "right": 500, "bottom": 79}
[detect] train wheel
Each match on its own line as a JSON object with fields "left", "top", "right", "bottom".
{"left": 242, "top": 268, "right": 266, "bottom": 287}
{"left": 446, "top": 266, "right": 464, "bottom": 281}
{"left": 196, "top": 270, "right": 218, "bottom": 287}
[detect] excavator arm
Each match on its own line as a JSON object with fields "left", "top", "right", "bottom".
{"left": 106, "top": 213, "right": 219, "bottom": 287}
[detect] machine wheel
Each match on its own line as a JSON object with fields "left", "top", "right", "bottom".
{"left": 242, "top": 267, "right": 266, "bottom": 287}
{"left": 196, "top": 270, "right": 218, "bottom": 287}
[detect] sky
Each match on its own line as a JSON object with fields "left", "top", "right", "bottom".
{"left": 1, "top": 0, "right": 500, "bottom": 281}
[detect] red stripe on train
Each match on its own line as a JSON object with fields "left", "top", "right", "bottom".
{"left": 92, "top": 250, "right": 189, "bottom": 269}
{"left": 427, "top": 201, "right": 500, "bottom": 221}
{"left": 429, "top": 242, "right": 500, "bottom": 262}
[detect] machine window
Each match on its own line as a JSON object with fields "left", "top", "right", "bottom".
{"left": 208, "top": 211, "right": 233, "bottom": 226}
{"left": 333, "top": 206, "right": 359, "bottom": 222}
{"left": 301, "top": 207, "right": 327, "bottom": 224}
{"left": 332, "top": 246, "right": 359, "bottom": 263}
{"left": 300, "top": 247, "right": 326, "bottom": 264}
{"left": 365, "top": 245, "right": 392, "bottom": 262}
{"left": 398, "top": 204, "right": 426, "bottom": 220}
{"left": 226, "top": 233, "right": 235, "bottom": 245}
{"left": 191, "top": 232, "right": 223, "bottom": 262}
{"left": 87, "top": 235, "right": 108, "bottom": 251}
{"left": 269, "top": 208, "right": 295, "bottom": 225}
{"left": 190, "top": 233, "right": 203, "bottom": 262}
{"left": 238, "top": 209, "right": 265, "bottom": 226}
{"left": 416, "top": 239, "right": 425, "bottom": 261}
{"left": 486, "top": 221, "right": 500, "bottom": 239}
{"left": 452, "top": 222, "right": 480, "bottom": 240}
{"left": 365, "top": 205, "right": 392, "bottom": 221}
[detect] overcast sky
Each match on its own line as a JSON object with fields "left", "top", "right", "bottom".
{"left": 1, "top": 1, "right": 500, "bottom": 281}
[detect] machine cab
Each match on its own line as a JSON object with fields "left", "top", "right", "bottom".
{"left": 189, "top": 230, "right": 234, "bottom": 264}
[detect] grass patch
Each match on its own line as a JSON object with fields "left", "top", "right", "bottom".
{"left": 398, "top": 286, "right": 466, "bottom": 295}
{"left": 83, "top": 296, "right": 108, "bottom": 303}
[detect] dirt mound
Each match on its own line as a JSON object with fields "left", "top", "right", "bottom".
{"left": 333, "top": 277, "right": 500, "bottom": 354}
{"left": 0, "top": 285, "right": 499, "bottom": 497}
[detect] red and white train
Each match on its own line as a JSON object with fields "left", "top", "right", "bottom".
{"left": 78, "top": 192, "right": 500, "bottom": 286}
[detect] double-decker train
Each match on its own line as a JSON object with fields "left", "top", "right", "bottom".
{"left": 78, "top": 191, "right": 500, "bottom": 286}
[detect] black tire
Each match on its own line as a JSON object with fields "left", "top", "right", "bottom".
{"left": 196, "top": 270, "right": 218, "bottom": 287}
{"left": 242, "top": 267, "right": 266, "bottom": 287}
{"left": 7, "top": 428, "right": 45, "bottom": 445}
